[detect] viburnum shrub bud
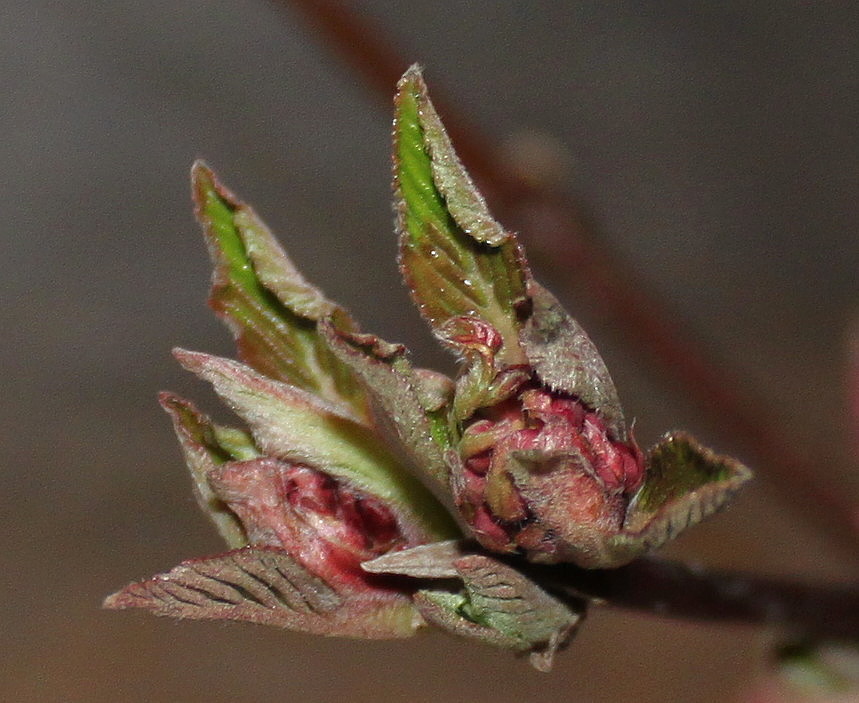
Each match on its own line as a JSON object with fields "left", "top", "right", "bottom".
{"left": 457, "top": 379, "right": 646, "bottom": 561}
{"left": 107, "top": 65, "right": 751, "bottom": 669}
{"left": 104, "top": 165, "right": 459, "bottom": 641}
{"left": 339, "top": 64, "right": 751, "bottom": 569}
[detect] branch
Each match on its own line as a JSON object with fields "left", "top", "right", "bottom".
{"left": 527, "top": 556, "right": 859, "bottom": 640}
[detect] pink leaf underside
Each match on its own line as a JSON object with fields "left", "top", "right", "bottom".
{"left": 207, "top": 456, "right": 409, "bottom": 587}
{"left": 104, "top": 547, "right": 421, "bottom": 639}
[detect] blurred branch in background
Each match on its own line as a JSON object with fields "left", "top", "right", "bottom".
{"left": 275, "top": 0, "right": 859, "bottom": 561}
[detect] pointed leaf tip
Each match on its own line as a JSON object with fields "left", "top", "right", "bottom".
{"left": 393, "top": 68, "right": 530, "bottom": 362}
{"left": 104, "top": 547, "right": 422, "bottom": 639}
{"left": 394, "top": 66, "right": 508, "bottom": 247}
{"left": 190, "top": 163, "right": 369, "bottom": 419}
{"left": 397, "top": 63, "right": 425, "bottom": 90}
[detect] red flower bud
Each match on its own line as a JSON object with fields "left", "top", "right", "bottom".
{"left": 210, "top": 458, "right": 408, "bottom": 587}
{"left": 455, "top": 379, "right": 645, "bottom": 563}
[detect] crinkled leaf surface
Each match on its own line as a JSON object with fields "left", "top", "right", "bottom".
{"left": 415, "top": 554, "right": 582, "bottom": 672}
{"left": 606, "top": 432, "right": 753, "bottom": 565}
{"left": 192, "top": 162, "right": 369, "bottom": 422}
{"left": 394, "top": 66, "right": 529, "bottom": 365}
{"left": 320, "top": 321, "right": 454, "bottom": 487}
{"left": 104, "top": 547, "right": 422, "bottom": 639}
{"left": 441, "top": 316, "right": 531, "bottom": 421}
{"left": 367, "top": 541, "right": 581, "bottom": 671}
{"left": 206, "top": 455, "right": 415, "bottom": 592}
{"left": 175, "top": 348, "right": 459, "bottom": 543}
{"left": 521, "top": 283, "right": 626, "bottom": 439}
{"left": 159, "top": 392, "right": 249, "bottom": 548}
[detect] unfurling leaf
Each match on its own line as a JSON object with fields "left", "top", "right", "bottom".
{"left": 393, "top": 66, "right": 750, "bottom": 569}
{"left": 104, "top": 547, "right": 422, "bottom": 639}
{"left": 415, "top": 554, "right": 583, "bottom": 672}
{"left": 362, "top": 539, "right": 468, "bottom": 579}
{"left": 394, "top": 66, "right": 529, "bottom": 365}
{"left": 192, "top": 162, "right": 369, "bottom": 422}
{"left": 319, "top": 320, "right": 454, "bottom": 487}
{"left": 158, "top": 392, "right": 249, "bottom": 548}
{"left": 605, "top": 432, "right": 753, "bottom": 565}
{"left": 363, "top": 541, "right": 582, "bottom": 671}
{"left": 174, "top": 348, "right": 459, "bottom": 543}
{"left": 521, "top": 283, "right": 626, "bottom": 440}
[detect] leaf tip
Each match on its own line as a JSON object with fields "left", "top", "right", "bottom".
{"left": 397, "top": 63, "right": 426, "bottom": 93}
{"left": 190, "top": 158, "right": 211, "bottom": 182}
{"left": 102, "top": 585, "right": 141, "bottom": 611}
{"left": 190, "top": 160, "right": 215, "bottom": 209}
{"left": 171, "top": 346, "right": 203, "bottom": 370}
{"left": 157, "top": 389, "right": 182, "bottom": 413}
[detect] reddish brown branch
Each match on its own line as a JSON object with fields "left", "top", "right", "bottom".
{"left": 534, "top": 556, "right": 859, "bottom": 641}
{"left": 274, "top": 0, "right": 859, "bottom": 558}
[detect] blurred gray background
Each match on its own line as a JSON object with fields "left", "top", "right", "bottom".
{"left": 4, "top": 2, "right": 858, "bottom": 701}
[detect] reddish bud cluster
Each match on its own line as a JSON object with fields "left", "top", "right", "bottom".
{"left": 211, "top": 460, "right": 407, "bottom": 580}
{"left": 456, "top": 382, "right": 645, "bottom": 560}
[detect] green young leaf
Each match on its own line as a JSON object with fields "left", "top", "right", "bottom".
{"left": 319, "top": 321, "right": 455, "bottom": 487}
{"left": 605, "top": 432, "right": 753, "bottom": 565}
{"left": 414, "top": 554, "right": 583, "bottom": 672}
{"left": 394, "top": 66, "right": 529, "bottom": 365}
{"left": 174, "top": 348, "right": 459, "bottom": 543}
{"left": 368, "top": 542, "right": 583, "bottom": 670}
{"left": 192, "top": 162, "right": 369, "bottom": 423}
{"left": 159, "top": 392, "right": 249, "bottom": 548}
{"left": 103, "top": 547, "right": 423, "bottom": 639}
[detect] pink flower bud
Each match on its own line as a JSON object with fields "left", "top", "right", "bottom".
{"left": 210, "top": 458, "right": 410, "bottom": 588}
{"left": 455, "top": 379, "right": 645, "bottom": 564}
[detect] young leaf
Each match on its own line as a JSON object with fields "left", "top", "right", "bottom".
{"left": 414, "top": 554, "right": 583, "bottom": 672}
{"left": 394, "top": 66, "right": 529, "bottom": 365}
{"left": 520, "top": 283, "right": 626, "bottom": 439}
{"left": 104, "top": 547, "right": 423, "bottom": 639}
{"left": 158, "top": 392, "right": 249, "bottom": 548}
{"left": 362, "top": 539, "right": 469, "bottom": 579}
{"left": 174, "top": 348, "right": 459, "bottom": 543}
{"left": 605, "top": 433, "right": 753, "bottom": 565}
{"left": 192, "top": 162, "right": 369, "bottom": 422}
{"left": 319, "top": 321, "right": 454, "bottom": 487}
